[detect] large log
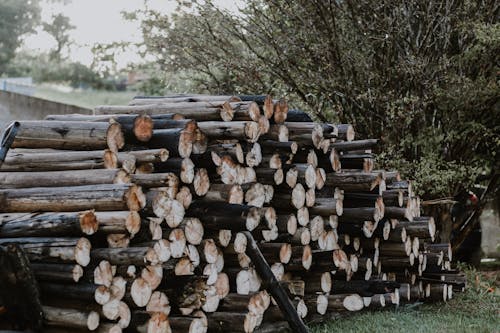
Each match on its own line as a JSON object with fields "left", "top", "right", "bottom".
{"left": 0, "top": 184, "right": 146, "bottom": 212}
{"left": 12, "top": 121, "right": 124, "bottom": 152}
{"left": 130, "top": 94, "right": 240, "bottom": 104}
{"left": 96, "top": 101, "right": 261, "bottom": 122}
{"left": 0, "top": 237, "right": 91, "bottom": 266}
{"left": 0, "top": 149, "right": 116, "bottom": 171}
{"left": 0, "top": 168, "right": 129, "bottom": 189}
{"left": 45, "top": 113, "right": 154, "bottom": 142}
{"left": 0, "top": 211, "right": 98, "bottom": 237}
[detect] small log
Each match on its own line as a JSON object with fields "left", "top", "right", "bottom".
{"left": 186, "top": 201, "right": 261, "bottom": 231}
{"left": 155, "top": 157, "right": 195, "bottom": 184}
{"left": 93, "top": 211, "right": 141, "bottom": 237}
{"left": 139, "top": 128, "right": 193, "bottom": 158}
{"left": 116, "top": 148, "right": 169, "bottom": 164}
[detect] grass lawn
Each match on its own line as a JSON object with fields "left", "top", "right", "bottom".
{"left": 311, "top": 267, "right": 499, "bottom": 333}
{"left": 34, "top": 84, "right": 137, "bottom": 109}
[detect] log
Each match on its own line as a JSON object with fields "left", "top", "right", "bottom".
{"left": 96, "top": 101, "right": 260, "bottom": 122}
{"left": 309, "top": 198, "right": 344, "bottom": 216}
{"left": 139, "top": 128, "right": 193, "bottom": 158}
{"left": 31, "top": 263, "right": 83, "bottom": 283}
{"left": 186, "top": 201, "right": 261, "bottom": 231}
{"left": 0, "top": 237, "right": 91, "bottom": 266}
{"left": 116, "top": 148, "right": 169, "bottom": 164}
{"left": 131, "top": 94, "right": 240, "bottom": 104}
{"left": 197, "top": 121, "right": 260, "bottom": 142}
{"left": 42, "top": 305, "right": 100, "bottom": 331}
{"left": 0, "top": 168, "right": 129, "bottom": 189}
{"left": 45, "top": 113, "right": 154, "bottom": 142}
{"left": 131, "top": 172, "right": 178, "bottom": 189}
{"left": 324, "top": 172, "right": 384, "bottom": 193}
{"left": 0, "top": 211, "right": 98, "bottom": 237}
{"left": 168, "top": 316, "right": 208, "bottom": 333}
{"left": 90, "top": 246, "right": 158, "bottom": 266}
{"left": 337, "top": 124, "right": 355, "bottom": 141}
{"left": 155, "top": 157, "right": 195, "bottom": 184}
{"left": 94, "top": 211, "right": 141, "bottom": 237}
{"left": 261, "top": 125, "right": 289, "bottom": 142}
{"left": 0, "top": 184, "right": 145, "bottom": 212}
{"left": 330, "top": 139, "right": 378, "bottom": 152}
{"left": 12, "top": 121, "right": 124, "bottom": 152}
{"left": 1, "top": 149, "right": 116, "bottom": 172}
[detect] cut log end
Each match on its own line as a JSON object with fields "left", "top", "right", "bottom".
{"left": 75, "top": 237, "right": 91, "bottom": 267}
{"left": 245, "top": 122, "right": 261, "bottom": 143}
{"left": 343, "top": 294, "right": 364, "bottom": 311}
{"left": 125, "top": 185, "right": 147, "bottom": 211}
{"left": 220, "top": 101, "right": 235, "bottom": 122}
{"left": 79, "top": 210, "right": 98, "bottom": 235}
{"left": 107, "top": 123, "right": 125, "bottom": 152}
{"left": 131, "top": 277, "right": 152, "bottom": 307}
{"left": 134, "top": 115, "right": 154, "bottom": 142}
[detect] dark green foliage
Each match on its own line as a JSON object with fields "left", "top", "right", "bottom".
{"left": 133, "top": 0, "right": 499, "bottom": 198}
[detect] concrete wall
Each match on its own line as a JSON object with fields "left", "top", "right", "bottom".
{"left": 0, "top": 90, "right": 91, "bottom": 131}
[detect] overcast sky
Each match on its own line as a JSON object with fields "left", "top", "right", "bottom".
{"left": 22, "top": 0, "right": 242, "bottom": 68}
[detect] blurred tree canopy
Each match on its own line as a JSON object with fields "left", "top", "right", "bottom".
{"left": 0, "top": 0, "right": 41, "bottom": 74}
{"left": 43, "top": 13, "right": 75, "bottom": 61}
{"left": 132, "top": 0, "right": 499, "bottom": 198}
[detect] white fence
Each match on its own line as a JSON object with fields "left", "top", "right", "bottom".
{"left": 0, "top": 77, "right": 35, "bottom": 96}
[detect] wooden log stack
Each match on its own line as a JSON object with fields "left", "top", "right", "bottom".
{"left": 0, "top": 94, "right": 464, "bottom": 332}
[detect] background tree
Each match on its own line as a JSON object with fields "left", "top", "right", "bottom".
{"left": 133, "top": 0, "right": 499, "bottom": 201}
{"left": 0, "top": 0, "right": 41, "bottom": 74}
{"left": 42, "top": 13, "right": 75, "bottom": 61}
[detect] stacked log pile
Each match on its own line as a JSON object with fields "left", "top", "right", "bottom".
{"left": 0, "top": 94, "right": 465, "bottom": 333}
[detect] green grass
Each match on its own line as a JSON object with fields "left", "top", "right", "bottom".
{"left": 34, "top": 84, "right": 137, "bottom": 109}
{"left": 312, "top": 267, "right": 499, "bottom": 333}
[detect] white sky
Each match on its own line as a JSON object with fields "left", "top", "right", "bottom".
{"left": 22, "top": 0, "right": 243, "bottom": 68}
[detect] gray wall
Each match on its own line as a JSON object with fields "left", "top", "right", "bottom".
{"left": 0, "top": 90, "right": 91, "bottom": 131}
